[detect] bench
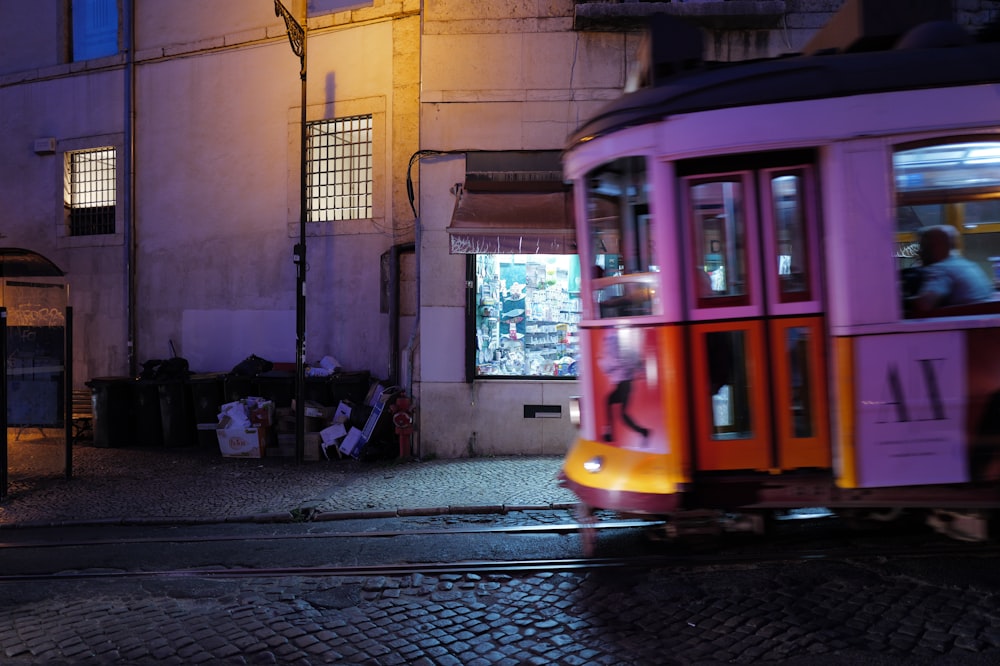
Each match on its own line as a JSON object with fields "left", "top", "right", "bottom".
{"left": 71, "top": 388, "right": 94, "bottom": 443}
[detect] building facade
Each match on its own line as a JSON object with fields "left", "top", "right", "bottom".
{"left": 1, "top": 0, "right": 997, "bottom": 457}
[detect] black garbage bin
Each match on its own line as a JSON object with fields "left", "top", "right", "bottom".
{"left": 87, "top": 376, "right": 135, "bottom": 448}
{"left": 329, "top": 371, "right": 372, "bottom": 404}
{"left": 223, "top": 373, "right": 257, "bottom": 403}
{"left": 188, "top": 373, "right": 226, "bottom": 447}
{"left": 305, "top": 370, "right": 371, "bottom": 406}
{"left": 256, "top": 370, "right": 295, "bottom": 408}
{"left": 158, "top": 378, "right": 196, "bottom": 447}
{"left": 133, "top": 379, "right": 164, "bottom": 447}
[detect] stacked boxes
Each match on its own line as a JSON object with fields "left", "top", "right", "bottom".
{"left": 246, "top": 375, "right": 399, "bottom": 461}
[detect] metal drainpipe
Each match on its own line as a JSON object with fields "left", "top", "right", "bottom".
{"left": 124, "top": 0, "right": 137, "bottom": 377}
{"left": 388, "top": 242, "right": 415, "bottom": 386}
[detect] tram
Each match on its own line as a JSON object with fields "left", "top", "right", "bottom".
{"left": 558, "top": 11, "right": 1000, "bottom": 545}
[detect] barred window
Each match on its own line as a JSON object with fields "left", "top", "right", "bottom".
{"left": 307, "top": 115, "right": 373, "bottom": 222}
{"left": 65, "top": 148, "right": 116, "bottom": 236}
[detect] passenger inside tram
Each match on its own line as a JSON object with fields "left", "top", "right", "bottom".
{"left": 904, "top": 225, "right": 994, "bottom": 316}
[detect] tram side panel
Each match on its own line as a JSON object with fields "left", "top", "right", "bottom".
{"left": 833, "top": 327, "right": 1000, "bottom": 490}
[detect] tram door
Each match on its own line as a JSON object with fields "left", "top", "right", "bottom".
{"left": 682, "top": 165, "right": 830, "bottom": 473}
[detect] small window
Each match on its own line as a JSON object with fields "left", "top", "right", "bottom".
{"left": 894, "top": 141, "right": 1000, "bottom": 312}
{"left": 65, "top": 148, "right": 116, "bottom": 236}
{"left": 307, "top": 115, "right": 373, "bottom": 222}
{"left": 72, "top": 0, "right": 119, "bottom": 61}
{"left": 688, "top": 176, "right": 750, "bottom": 308}
{"left": 769, "top": 170, "right": 813, "bottom": 302}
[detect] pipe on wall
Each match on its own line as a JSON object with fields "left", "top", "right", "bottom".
{"left": 124, "top": 0, "right": 137, "bottom": 377}
{"left": 388, "top": 242, "right": 415, "bottom": 386}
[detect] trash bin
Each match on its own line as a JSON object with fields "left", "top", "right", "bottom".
{"left": 223, "top": 373, "right": 257, "bottom": 403}
{"left": 158, "top": 378, "right": 196, "bottom": 447}
{"left": 87, "top": 376, "right": 135, "bottom": 448}
{"left": 256, "top": 370, "right": 295, "bottom": 408}
{"left": 306, "top": 371, "right": 371, "bottom": 406}
{"left": 133, "top": 379, "right": 164, "bottom": 447}
{"left": 188, "top": 373, "right": 226, "bottom": 448}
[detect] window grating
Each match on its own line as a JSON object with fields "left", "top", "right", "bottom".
{"left": 307, "top": 115, "right": 373, "bottom": 222}
{"left": 66, "top": 147, "right": 116, "bottom": 236}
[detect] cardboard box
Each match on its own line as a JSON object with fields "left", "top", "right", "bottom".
{"left": 320, "top": 422, "right": 347, "bottom": 446}
{"left": 339, "top": 427, "right": 365, "bottom": 459}
{"left": 304, "top": 432, "right": 322, "bottom": 461}
{"left": 217, "top": 426, "right": 268, "bottom": 458}
{"left": 247, "top": 400, "right": 274, "bottom": 428}
{"left": 292, "top": 399, "right": 333, "bottom": 420}
{"left": 332, "top": 401, "right": 352, "bottom": 424}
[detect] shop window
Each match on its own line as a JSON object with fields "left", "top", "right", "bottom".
{"left": 894, "top": 140, "right": 1000, "bottom": 311}
{"left": 473, "top": 254, "right": 582, "bottom": 378}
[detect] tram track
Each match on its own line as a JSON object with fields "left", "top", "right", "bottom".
{"left": 0, "top": 517, "right": 661, "bottom": 550}
{"left": 0, "top": 522, "right": 995, "bottom": 585}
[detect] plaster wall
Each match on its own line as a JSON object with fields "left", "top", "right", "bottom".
{"left": 0, "top": 2, "right": 63, "bottom": 76}
{"left": 0, "top": 66, "right": 127, "bottom": 383}
{"left": 132, "top": 18, "right": 404, "bottom": 377}
{"left": 413, "top": 155, "right": 581, "bottom": 459}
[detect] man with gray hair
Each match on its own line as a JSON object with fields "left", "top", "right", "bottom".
{"left": 908, "top": 225, "right": 994, "bottom": 315}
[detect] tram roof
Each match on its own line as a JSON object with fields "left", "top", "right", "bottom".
{"left": 567, "top": 30, "right": 1000, "bottom": 149}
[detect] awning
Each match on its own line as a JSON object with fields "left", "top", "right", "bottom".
{"left": 447, "top": 190, "right": 577, "bottom": 254}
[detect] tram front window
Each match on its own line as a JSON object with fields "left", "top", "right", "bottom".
{"left": 586, "top": 156, "right": 659, "bottom": 318}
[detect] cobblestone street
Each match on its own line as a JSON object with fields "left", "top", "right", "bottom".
{"left": 1, "top": 438, "right": 1000, "bottom": 664}
{"left": 3, "top": 557, "right": 1000, "bottom": 664}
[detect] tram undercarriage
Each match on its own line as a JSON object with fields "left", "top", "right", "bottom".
{"left": 561, "top": 469, "right": 1000, "bottom": 554}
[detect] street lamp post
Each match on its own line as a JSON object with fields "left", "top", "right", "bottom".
{"left": 274, "top": 0, "right": 308, "bottom": 463}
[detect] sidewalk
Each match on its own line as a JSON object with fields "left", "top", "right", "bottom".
{"left": 0, "top": 431, "right": 577, "bottom": 528}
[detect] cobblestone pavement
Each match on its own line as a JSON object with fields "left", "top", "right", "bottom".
{"left": 2, "top": 433, "right": 1000, "bottom": 664}
{"left": 2, "top": 556, "right": 1000, "bottom": 664}
{"left": 0, "top": 433, "right": 575, "bottom": 526}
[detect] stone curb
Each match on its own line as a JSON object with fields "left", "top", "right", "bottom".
{"left": 0, "top": 502, "right": 579, "bottom": 531}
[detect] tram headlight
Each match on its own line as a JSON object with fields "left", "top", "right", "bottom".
{"left": 584, "top": 455, "right": 604, "bottom": 473}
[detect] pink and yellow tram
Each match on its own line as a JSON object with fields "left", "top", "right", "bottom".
{"left": 558, "top": 13, "right": 1000, "bottom": 542}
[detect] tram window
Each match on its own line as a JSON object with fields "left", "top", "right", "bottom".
{"left": 785, "top": 326, "right": 813, "bottom": 438}
{"left": 894, "top": 141, "right": 1000, "bottom": 311}
{"left": 689, "top": 178, "right": 749, "bottom": 304}
{"left": 770, "top": 172, "right": 811, "bottom": 301}
{"left": 586, "top": 157, "right": 660, "bottom": 319}
{"left": 706, "top": 330, "right": 751, "bottom": 438}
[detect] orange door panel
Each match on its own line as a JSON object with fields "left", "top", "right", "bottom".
{"left": 690, "top": 320, "right": 772, "bottom": 471}
{"left": 769, "top": 316, "right": 831, "bottom": 470}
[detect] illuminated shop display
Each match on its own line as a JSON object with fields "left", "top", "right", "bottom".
{"left": 473, "top": 254, "right": 581, "bottom": 378}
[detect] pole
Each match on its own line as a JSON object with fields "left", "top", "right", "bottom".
{"left": 65, "top": 306, "right": 73, "bottom": 480}
{"left": 274, "top": 1, "right": 307, "bottom": 463}
{"left": 1, "top": 308, "right": 7, "bottom": 499}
